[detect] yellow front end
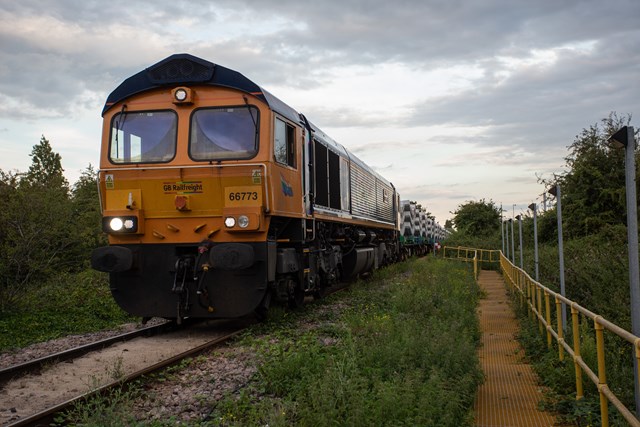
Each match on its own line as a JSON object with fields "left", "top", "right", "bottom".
{"left": 100, "top": 165, "right": 269, "bottom": 245}
{"left": 92, "top": 84, "right": 285, "bottom": 319}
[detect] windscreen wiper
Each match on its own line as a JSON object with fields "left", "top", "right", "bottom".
{"left": 243, "top": 96, "right": 258, "bottom": 137}
{"left": 114, "top": 104, "right": 128, "bottom": 150}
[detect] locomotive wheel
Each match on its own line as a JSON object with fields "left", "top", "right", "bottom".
{"left": 312, "top": 271, "right": 327, "bottom": 300}
{"left": 313, "top": 284, "right": 326, "bottom": 300}
{"left": 288, "top": 279, "right": 305, "bottom": 308}
{"left": 255, "top": 292, "right": 272, "bottom": 321}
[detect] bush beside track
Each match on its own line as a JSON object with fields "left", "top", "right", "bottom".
{"left": 0, "top": 270, "right": 134, "bottom": 351}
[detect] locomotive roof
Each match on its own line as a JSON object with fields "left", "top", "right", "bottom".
{"left": 103, "top": 53, "right": 299, "bottom": 123}
{"left": 103, "top": 53, "right": 392, "bottom": 188}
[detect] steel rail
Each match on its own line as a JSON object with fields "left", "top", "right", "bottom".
{"left": 0, "top": 321, "right": 175, "bottom": 384}
{"left": 5, "top": 326, "right": 245, "bottom": 427}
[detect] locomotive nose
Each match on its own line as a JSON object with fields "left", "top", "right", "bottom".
{"left": 91, "top": 246, "right": 133, "bottom": 273}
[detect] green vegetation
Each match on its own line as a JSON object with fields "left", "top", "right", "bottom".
{"left": 59, "top": 258, "right": 483, "bottom": 426}
{"left": 515, "top": 301, "right": 631, "bottom": 426}
{"left": 214, "top": 259, "right": 482, "bottom": 427}
{"left": 0, "top": 136, "right": 126, "bottom": 350}
{"left": 0, "top": 270, "right": 133, "bottom": 350}
{"left": 56, "top": 386, "right": 143, "bottom": 427}
{"left": 446, "top": 199, "right": 502, "bottom": 250}
{"left": 513, "top": 224, "right": 636, "bottom": 426}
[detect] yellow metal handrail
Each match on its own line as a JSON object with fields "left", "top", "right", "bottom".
{"left": 442, "top": 246, "right": 501, "bottom": 280}
{"left": 499, "top": 251, "right": 640, "bottom": 427}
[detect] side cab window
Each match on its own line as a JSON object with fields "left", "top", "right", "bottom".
{"left": 274, "top": 117, "right": 296, "bottom": 168}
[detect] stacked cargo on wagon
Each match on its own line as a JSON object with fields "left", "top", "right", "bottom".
{"left": 399, "top": 200, "right": 426, "bottom": 256}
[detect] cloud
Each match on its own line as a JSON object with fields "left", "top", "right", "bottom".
{"left": 403, "top": 28, "right": 640, "bottom": 154}
{"left": 2, "top": 0, "right": 638, "bottom": 123}
{"left": 1, "top": 0, "right": 638, "bottom": 223}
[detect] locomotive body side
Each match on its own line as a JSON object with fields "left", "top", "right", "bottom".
{"left": 91, "top": 54, "right": 401, "bottom": 320}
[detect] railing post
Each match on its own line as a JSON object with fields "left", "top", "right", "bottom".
{"left": 528, "top": 280, "right": 533, "bottom": 319}
{"left": 636, "top": 339, "right": 640, "bottom": 414}
{"left": 556, "top": 296, "right": 564, "bottom": 361}
{"left": 474, "top": 251, "right": 478, "bottom": 279}
{"left": 520, "top": 269, "right": 523, "bottom": 292}
{"left": 571, "top": 305, "right": 583, "bottom": 400}
{"left": 595, "top": 316, "right": 609, "bottom": 426}
{"left": 537, "top": 287, "right": 543, "bottom": 334}
{"left": 545, "top": 291, "right": 552, "bottom": 348}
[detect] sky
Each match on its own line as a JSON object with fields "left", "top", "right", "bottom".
{"left": 0, "top": 0, "right": 638, "bottom": 225}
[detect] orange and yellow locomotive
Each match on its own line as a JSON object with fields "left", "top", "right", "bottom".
{"left": 91, "top": 54, "right": 400, "bottom": 321}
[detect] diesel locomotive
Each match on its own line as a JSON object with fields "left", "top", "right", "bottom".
{"left": 91, "top": 53, "right": 442, "bottom": 321}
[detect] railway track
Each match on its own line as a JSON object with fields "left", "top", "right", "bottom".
{"left": 0, "top": 320, "right": 175, "bottom": 384}
{"left": 1, "top": 318, "right": 253, "bottom": 426}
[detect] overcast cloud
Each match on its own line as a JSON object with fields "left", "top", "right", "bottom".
{"left": 0, "top": 0, "right": 638, "bottom": 223}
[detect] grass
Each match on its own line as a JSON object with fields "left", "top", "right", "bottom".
{"left": 54, "top": 386, "right": 143, "bottom": 427}
{"left": 0, "top": 269, "right": 135, "bottom": 351}
{"left": 205, "top": 258, "right": 483, "bottom": 427}
{"left": 58, "top": 257, "right": 484, "bottom": 426}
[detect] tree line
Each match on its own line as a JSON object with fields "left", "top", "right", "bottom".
{"left": 0, "top": 136, "right": 104, "bottom": 312}
{"left": 450, "top": 112, "right": 636, "bottom": 244}
{"left": 449, "top": 112, "right": 637, "bottom": 323}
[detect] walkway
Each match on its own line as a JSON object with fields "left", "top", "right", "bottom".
{"left": 474, "top": 270, "right": 556, "bottom": 426}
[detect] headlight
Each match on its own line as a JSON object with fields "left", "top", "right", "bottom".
{"left": 172, "top": 87, "right": 192, "bottom": 104}
{"left": 174, "top": 88, "right": 188, "bottom": 102}
{"left": 110, "top": 218, "right": 124, "bottom": 231}
{"left": 238, "top": 215, "right": 249, "bottom": 228}
{"left": 224, "top": 217, "right": 236, "bottom": 228}
{"left": 103, "top": 216, "right": 138, "bottom": 233}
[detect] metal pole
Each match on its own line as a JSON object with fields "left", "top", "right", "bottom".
{"left": 623, "top": 127, "right": 640, "bottom": 415}
{"left": 511, "top": 215, "right": 516, "bottom": 264}
{"left": 556, "top": 185, "right": 567, "bottom": 331}
{"left": 505, "top": 220, "right": 510, "bottom": 261}
{"left": 529, "top": 203, "right": 539, "bottom": 282}
{"left": 501, "top": 205, "right": 505, "bottom": 254}
{"left": 511, "top": 205, "right": 516, "bottom": 265}
{"left": 518, "top": 215, "right": 523, "bottom": 269}
{"left": 610, "top": 125, "right": 640, "bottom": 415}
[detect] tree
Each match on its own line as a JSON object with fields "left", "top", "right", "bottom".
{"left": 445, "top": 199, "right": 502, "bottom": 250}
{"left": 541, "top": 113, "right": 634, "bottom": 238}
{"left": 23, "top": 135, "right": 69, "bottom": 192}
{"left": 0, "top": 137, "right": 78, "bottom": 311}
{"left": 69, "top": 165, "right": 107, "bottom": 266}
{"left": 451, "top": 199, "right": 501, "bottom": 236}
{"left": 0, "top": 170, "right": 23, "bottom": 310}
